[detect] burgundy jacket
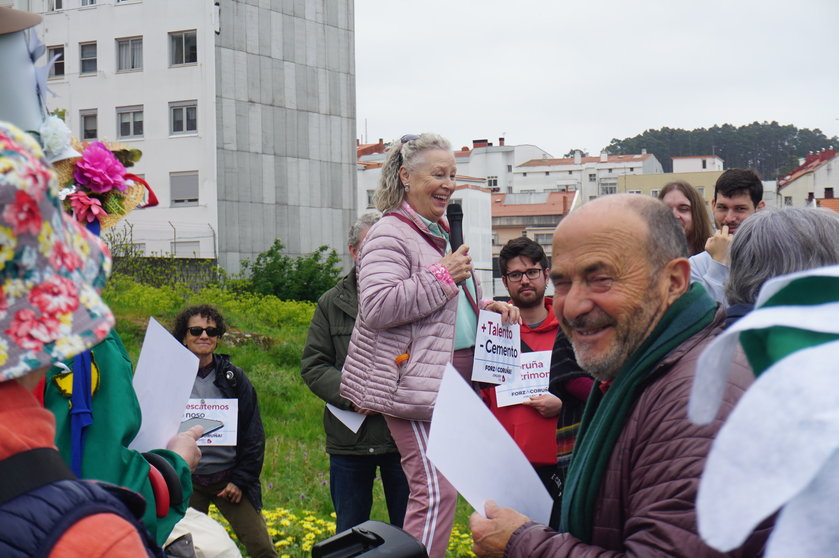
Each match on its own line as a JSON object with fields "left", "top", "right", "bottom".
{"left": 505, "top": 310, "right": 771, "bottom": 557}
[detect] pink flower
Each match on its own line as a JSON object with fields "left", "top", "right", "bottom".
{"left": 49, "top": 240, "right": 83, "bottom": 272}
{"left": 2, "top": 190, "right": 42, "bottom": 235}
{"left": 5, "top": 308, "right": 61, "bottom": 351}
{"left": 68, "top": 191, "right": 107, "bottom": 224}
{"left": 29, "top": 275, "right": 79, "bottom": 315}
{"left": 74, "top": 142, "right": 127, "bottom": 194}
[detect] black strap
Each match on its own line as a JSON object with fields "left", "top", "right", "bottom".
{"left": 142, "top": 451, "right": 184, "bottom": 506}
{"left": 0, "top": 447, "right": 75, "bottom": 506}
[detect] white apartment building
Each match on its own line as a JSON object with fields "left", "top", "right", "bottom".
{"left": 672, "top": 155, "right": 724, "bottom": 173}
{"left": 30, "top": 0, "right": 356, "bottom": 272}
{"left": 513, "top": 149, "right": 663, "bottom": 201}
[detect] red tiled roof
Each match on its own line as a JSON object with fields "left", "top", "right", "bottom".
{"left": 778, "top": 149, "right": 837, "bottom": 189}
{"left": 492, "top": 191, "right": 575, "bottom": 217}
{"left": 357, "top": 161, "right": 382, "bottom": 170}
{"left": 357, "top": 141, "right": 387, "bottom": 158}
{"left": 817, "top": 198, "right": 839, "bottom": 214}
{"left": 518, "top": 154, "right": 651, "bottom": 168}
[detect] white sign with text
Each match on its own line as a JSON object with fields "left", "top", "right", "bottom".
{"left": 495, "top": 350, "right": 553, "bottom": 407}
{"left": 472, "top": 310, "right": 521, "bottom": 384}
{"left": 182, "top": 399, "right": 238, "bottom": 446}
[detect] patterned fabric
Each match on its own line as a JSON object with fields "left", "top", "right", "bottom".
{"left": 0, "top": 122, "right": 113, "bottom": 381}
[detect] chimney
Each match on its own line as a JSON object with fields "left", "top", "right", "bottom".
{"left": 499, "top": 137, "right": 505, "bottom": 146}
{"left": 641, "top": 148, "right": 647, "bottom": 155}
{"left": 574, "top": 150, "right": 582, "bottom": 164}
{"left": 378, "top": 138, "right": 383, "bottom": 145}
{"left": 473, "top": 139, "right": 489, "bottom": 149}
{"left": 600, "top": 150, "right": 608, "bottom": 163}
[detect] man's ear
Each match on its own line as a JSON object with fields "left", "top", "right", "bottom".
{"left": 662, "top": 257, "right": 691, "bottom": 304}
{"left": 757, "top": 200, "right": 766, "bottom": 210}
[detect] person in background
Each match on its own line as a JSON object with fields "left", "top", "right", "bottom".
{"left": 469, "top": 194, "right": 770, "bottom": 557}
{"left": 340, "top": 133, "right": 519, "bottom": 558}
{"left": 724, "top": 207, "right": 839, "bottom": 326}
{"left": 173, "top": 305, "right": 277, "bottom": 558}
{"left": 659, "top": 180, "right": 713, "bottom": 256}
{"left": 689, "top": 169, "right": 765, "bottom": 304}
{"left": 301, "top": 212, "right": 409, "bottom": 533}
{"left": 0, "top": 121, "right": 185, "bottom": 557}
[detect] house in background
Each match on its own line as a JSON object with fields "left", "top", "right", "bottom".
{"left": 34, "top": 0, "right": 357, "bottom": 272}
{"left": 672, "top": 155, "right": 724, "bottom": 173}
{"left": 777, "top": 149, "right": 839, "bottom": 208}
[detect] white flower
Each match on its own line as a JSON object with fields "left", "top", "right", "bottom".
{"left": 39, "top": 115, "right": 72, "bottom": 159}
{"left": 58, "top": 185, "right": 77, "bottom": 200}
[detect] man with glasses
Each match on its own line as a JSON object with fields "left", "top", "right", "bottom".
{"left": 173, "top": 305, "right": 277, "bottom": 558}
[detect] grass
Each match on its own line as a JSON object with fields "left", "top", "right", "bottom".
{"left": 103, "top": 277, "right": 476, "bottom": 556}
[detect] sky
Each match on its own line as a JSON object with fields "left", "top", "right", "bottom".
{"left": 354, "top": 0, "right": 839, "bottom": 158}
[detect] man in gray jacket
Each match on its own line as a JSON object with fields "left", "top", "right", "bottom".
{"left": 301, "top": 212, "right": 408, "bottom": 533}
{"left": 469, "top": 195, "right": 771, "bottom": 557}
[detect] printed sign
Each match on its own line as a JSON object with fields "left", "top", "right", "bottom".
{"left": 472, "top": 310, "right": 521, "bottom": 384}
{"left": 495, "top": 351, "right": 552, "bottom": 407}
{"left": 182, "top": 398, "right": 238, "bottom": 446}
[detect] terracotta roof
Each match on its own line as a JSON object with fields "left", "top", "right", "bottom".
{"left": 455, "top": 183, "right": 491, "bottom": 193}
{"left": 357, "top": 161, "right": 382, "bottom": 170}
{"left": 778, "top": 149, "right": 837, "bottom": 189}
{"left": 357, "top": 141, "right": 387, "bottom": 158}
{"left": 455, "top": 147, "right": 472, "bottom": 158}
{"left": 492, "top": 191, "right": 575, "bottom": 217}
{"left": 817, "top": 198, "right": 839, "bottom": 214}
{"left": 518, "top": 153, "right": 651, "bottom": 168}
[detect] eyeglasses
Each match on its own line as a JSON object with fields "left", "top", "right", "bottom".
{"left": 505, "top": 268, "right": 545, "bottom": 282}
{"left": 187, "top": 326, "right": 222, "bottom": 338}
{"left": 400, "top": 134, "right": 419, "bottom": 144}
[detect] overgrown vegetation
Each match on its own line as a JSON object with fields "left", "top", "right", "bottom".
{"left": 102, "top": 255, "right": 476, "bottom": 556}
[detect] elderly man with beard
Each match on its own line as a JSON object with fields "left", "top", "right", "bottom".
{"left": 469, "top": 195, "right": 770, "bottom": 557}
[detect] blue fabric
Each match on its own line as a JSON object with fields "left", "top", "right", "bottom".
{"left": 70, "top": 351, "right": 94, "bottom": 477}
{"left": 329, "top": 453, "right": 409, "bottom": 533}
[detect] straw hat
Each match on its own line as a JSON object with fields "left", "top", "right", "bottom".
{"left": 0, "top": 122, "right": 114, "bottom": 382}
{"left": 0, "top": 7, "right": 41, "bottom": 35}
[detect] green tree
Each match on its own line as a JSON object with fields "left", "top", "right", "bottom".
{"left": 562, "top": 148, "right": 590, "bottom": 158}
{"left": 243, "top": 239, "right": 343, "bottom": 303}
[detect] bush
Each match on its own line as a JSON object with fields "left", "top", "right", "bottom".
{"left": 243, "top": 239, "right": 343, "bottom": 303}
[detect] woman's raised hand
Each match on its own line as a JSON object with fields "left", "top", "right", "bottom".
{"left": 439, "top": 244, "right": 472, "bottom": 284}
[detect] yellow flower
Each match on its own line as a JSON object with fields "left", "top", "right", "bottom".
{"left": 0, "top": 226, "right": 16, "bottom": 264}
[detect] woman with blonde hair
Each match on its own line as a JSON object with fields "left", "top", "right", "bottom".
{"left": 659, "top": 181, "right": 713, "bottom": 256}
{"left": 341, "top": 133, "right": 518, "bottom": 557}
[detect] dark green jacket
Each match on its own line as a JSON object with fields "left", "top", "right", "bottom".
{"left": 301, "top": 268, "right": 399, "bottom": 455}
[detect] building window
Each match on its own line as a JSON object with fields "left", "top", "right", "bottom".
{"left": 588, "top": 173, "right": 597, "bottom": 182}
{"left": 46, "top": 0, "right": 62, "bottom": 10}
{"left": 568, "top": 184, "right": 577, "bottom": 191}
{"left": 169, "top": 30, "right": 197, "bottom": 66}
{"left": 492, "top": 232, "right": 499, "bottom": 245}
{"left": 47, "top": 46, "right": 64, "bottom": 78}
{"left": 116, "top": 37, "right": 143, "bottom": 72}
{"left": 600, "top": 185, "right": 617, "bottom": 196}
{"left": 171, "top": 171, "right": 199, "bottom": 206}
{"left": 784, "top": 196, "right": 793, "bottom": 206}
{"left": 81, "top": 0, "right": 96, "bottom": 5}
{"left": 171, "top": 241, "right": 200, "bottom": 258}
{"left": 366, "top": 190, "right": 374, "bottom": 207}
{"left": 545, "top": 171, "right": 550, "bottom": 176}
{"left": 169, "top": 101, "right": 197, "bottom": 135}
{"left": 568, "top": 170, "right": 572, "bottom": 175}
{"left": 697, "top": 187, "right": 705, "bottom": 198}
{"left": 650, "top": 189, "right": 660, "bottom": 198}
{"left": 629, "top": 167, "right": 635, "bottom": 172}
{"left": 534, "top": 233, "right": 552, "bottom": 245}
{"left": 116, "top": 106, "right": 143, "bottom": 138}
{"left": 80, "top": 42, "right": 97, "bottom": 75}
{"left": 80, "top": 109, "right": 97, "bottom": 140}
{"left": 628, "top": 189, "right": 642, "bottom": 194}
{"left": 507, "top": 165, "right": 512, "bottom": 172}
{"left": 702, "top": 159, "right": 707, "bottom": 169}
{"left": 487, "top": 176, "right": 498, "bottom": 188}
{"left": 522, "top": 172, "right": 527, "bottom": 177}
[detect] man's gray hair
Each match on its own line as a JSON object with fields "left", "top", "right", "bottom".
{"left": 348, "top": 211, "right": 381, "bottom": 248}
{"left": 726, "top": 207, "right": 839, "bottom": 305}
{"left": 373, "top": 133, "right": 452, "bottom": 213}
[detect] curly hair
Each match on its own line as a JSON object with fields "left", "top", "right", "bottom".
{"left": 372, "top": 133, "right": 452, "bottom": 213}
{"left": 659, "top": 181, "right": 713, "bottom": 256}
{"left": 172, "top": 304, "right": 227, "bottom": 343}
{"left": 498, "top": 236, "right": 549, "bottom": 276}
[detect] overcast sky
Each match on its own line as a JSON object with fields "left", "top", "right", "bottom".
{"left": 354, "top": 0, "right": 839, "bottom": 158}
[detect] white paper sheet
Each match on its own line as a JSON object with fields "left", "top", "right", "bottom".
{"left": 129, "top": 317, "right": 199, "bottom": 451}
{"left": 327, "top": 403, "right": 366, "bottom": 434}
{"left": 427, "top": 363, "right": 553, "bottom": 524}
{"left": 495, "top": 350, "right": 552, "bottom": 407}
{"left": 472, "top": 310, "right": 521, "bottom": 384}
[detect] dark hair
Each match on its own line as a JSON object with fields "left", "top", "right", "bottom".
{"left": 714, "top": 168, "right": 763, "bottom": 207}
{"left": 172, "top": 304, "right": 227, "bottom": 342}
{"left": 498, "top": 236, "right": 548, "bottom": 276}
{"left": 659, "top": 181, "right": 713, "bottom": 256}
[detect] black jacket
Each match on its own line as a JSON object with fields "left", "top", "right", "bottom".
{"left": 210, "top": 353, "right": 266, "bottom": 510}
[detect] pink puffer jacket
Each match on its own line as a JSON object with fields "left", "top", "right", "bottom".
{"left": 340, "top": 204, "right": 476, "bottom": 421}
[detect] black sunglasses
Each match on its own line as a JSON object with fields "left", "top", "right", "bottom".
{"left": 187, "top": 326, "right": 222, "bottom": 337}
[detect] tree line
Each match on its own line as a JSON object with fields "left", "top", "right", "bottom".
{"left": 604, "top": 121, "right": 837, "bottom": 179}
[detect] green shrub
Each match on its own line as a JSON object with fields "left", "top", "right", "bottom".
{"left": 242, "top": 239, "right": 342, "bottom": 303}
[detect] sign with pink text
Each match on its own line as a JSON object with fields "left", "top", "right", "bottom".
{"left": 495, "top": 350, "right": 552, "bottom": 407}
{"left": 472, "top": 310, "right": 521, "bottom": 384}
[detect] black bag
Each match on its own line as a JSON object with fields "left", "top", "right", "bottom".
{"left": 312, "top": 520, "right": 428, "bottom": 558}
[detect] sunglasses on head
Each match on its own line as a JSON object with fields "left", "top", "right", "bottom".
{"left": 187, "top": 326, "right": 222, "bottom": 337}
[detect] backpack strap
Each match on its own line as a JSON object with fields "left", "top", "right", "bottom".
{"left": 0, "top": 448, "right": 74, "bottom": 506}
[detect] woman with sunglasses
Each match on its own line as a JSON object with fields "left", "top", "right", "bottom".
{"left": 172, "top": 304, "right": 277, "bottom": 558}
{"left": 340, "top": 133, "right": 519, "bottom": 557}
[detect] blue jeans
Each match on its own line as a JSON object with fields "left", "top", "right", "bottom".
{"left": 329, "top": 452, "right": 409, "bottom": 533}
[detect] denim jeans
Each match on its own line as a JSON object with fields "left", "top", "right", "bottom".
{"left": 329, "top": 452, "right": 409, "bottom": 533}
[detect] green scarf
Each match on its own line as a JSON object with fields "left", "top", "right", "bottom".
{"left": 559, "top": 283, "right": 717, "bottom": 541}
